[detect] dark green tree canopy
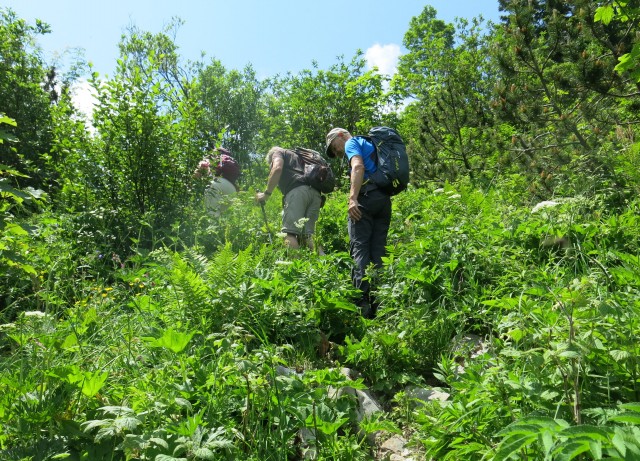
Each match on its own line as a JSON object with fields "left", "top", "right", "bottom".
{"left": 0, "top": 9, "right": 55, "bottom": 189}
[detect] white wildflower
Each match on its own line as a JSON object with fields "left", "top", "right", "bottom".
{"left": 433, "top": 188, "right": 445, "bottom": 194}
{"left": 294, "top": 217, "right": 309, "bottom": 230}
{"left": 449, "top": 194, "right": 461, "bottom": 199}
{"left": 22, "top": 311, "right": 47, "bottom": 318}
{"left": 531, "top": 201, "right": 559, "bottom": 213}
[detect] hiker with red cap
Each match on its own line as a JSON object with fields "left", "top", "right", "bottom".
{"left": 194, "top": 147, "right": 241, "bottom": 216}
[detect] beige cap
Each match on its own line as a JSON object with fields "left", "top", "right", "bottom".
{"left": 325, "top": 127, "right": 350, "bottom": 157}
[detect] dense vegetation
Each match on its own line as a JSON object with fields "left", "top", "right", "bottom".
{"left": 2, "top": 2, "right": 640, "bottom": 460}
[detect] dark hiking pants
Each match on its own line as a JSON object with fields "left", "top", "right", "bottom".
{"left": 348, "top": 187, "right": 391, "bottom": 315}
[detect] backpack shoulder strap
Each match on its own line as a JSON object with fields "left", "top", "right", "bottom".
{"left": 294, "top": 147, "right": 326, "bottom": 166}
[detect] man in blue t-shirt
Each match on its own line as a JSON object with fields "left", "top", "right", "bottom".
{"left": 325, "top": 127, "right": 391, "bottom": 319}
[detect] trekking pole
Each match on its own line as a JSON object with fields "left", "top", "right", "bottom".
{"left": 257, "top": 190, "right": 273, "bottom": 245}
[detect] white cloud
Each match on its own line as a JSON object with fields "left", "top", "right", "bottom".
{"left": 70, "top": 78, "right": 97, "bottom": 120}
{"left": 365, "top": 43, "right": 401, "bottom": 76}
{"left": 69, "top": 78, "right": 98, "bottom": 133}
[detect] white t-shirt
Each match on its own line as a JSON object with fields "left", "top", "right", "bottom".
{"left": 204, "top": 177, "right": 237, "bottom": 215}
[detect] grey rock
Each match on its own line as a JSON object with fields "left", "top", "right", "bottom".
{"left": 380, "top": 435, "right": 407, "bottom": 454}
{"left": 298, "top": 427, "right": 317, "bottom": 460}
{"left": 404, "top": 386, "right": 450, "bottom": 407}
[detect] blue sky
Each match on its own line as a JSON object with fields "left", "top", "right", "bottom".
{"left": 5, "top": 0, "right": 501, "bottom": 79}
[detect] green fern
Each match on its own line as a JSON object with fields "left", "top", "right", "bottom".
{"left": 168, "top": 251, "right": 210, "bottom": 319}
{"left": 205, "top": 242, "right": 256, "bottom": 289}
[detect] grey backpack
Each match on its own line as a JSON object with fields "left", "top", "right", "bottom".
{"left": 293, "top": 147, "right": 336, "bottom": 194}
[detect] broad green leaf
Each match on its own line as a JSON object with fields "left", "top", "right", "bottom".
{"left": 129, "top": 294, "right": 155, "bottom": 311}
{"left": 121, "top": 434, "right": 146, "bottom": 450}
{"left": 0, "top": 181, "right": 32, "bottom": 201}
{"left": 235, "top": 359, "right": 256, "bottom": 374}
{"left": 610, "top": 349, "right": 632, "bottom": 361}
{"left": 99, "top": 406, "right": 134, "bottom": 416}
{"left": 81, "top": 371, "right": 108, "bottom": 397}
{"left": 506, "top": 329, "right": 525, "bottom": 342}
{"left": 95, "top": 426, "right": 118, "bottom": 442}
{"left": 46, "top": 365, "right": 78, "bottom": 383}
{"left": 14, "top": 261, "right": 37, "bottom": 276}
{"left": 204, "top": 426, "right": 233, "bottom": 448}
{"left": 82, "top": 307, "right": 98, "bottom": 327}
{"left": 304, "top": 413, "right": 349, "bottom": 435}
{"left": 114, "top": 416, "right": 142, "bottom": 431}
{"left": 557, "top": 425, "right": 610, "bottom": 442}
{"left": 493, "top": 434, "right": 538, "bottom": 461}
{"left": 540, "top": 431, "right": 554, "bottom": 456}
{"left": 65, "top": 366, "right": 84, "bottom": 385}
{"left": 61, "top": 333, "right": 79, "bottom": 350}
{"left": 360, "top": 415, "right": 402, "bottom": 435}
{"left": 193, "top": 447, "right": 216, "bottom": 460}
{"left": 594, "top": 5, "right": 615, "bottom": 24}
{"left": 4, "top": 223, "right": 29, "bottom": 236}
{"left": 625, "top": 427, "right": 640, "bottom": 450}
{"left": 609, "top": 412, "right": 640, "bottom": 424}
{"left": 147, "top": 328, "right": 194, "bottom": 353}
{"left": 612, "top": 428, "right": 627, "bottom": 457}
{"left": 500, "top": 347, "right": 524, "bottom": 358}
{"left": 525, "top": 287, "right": 547, "bottom": 296}
{"left": 540, "top": 390, "right": 560, "bottom": 401}
{"left": 0, "top": 164, "right": 27, "bottom": 176}
{"left": 558, "top": 350, "right": 580, "bottom": 359}
{"left": 81, "top": 419, "right": 110, "bottom": 432}
{"left": 0, "top": 115, "right": 17, "bottom": 126}
{"left": 552, "top": 440, "right": 591, "bottom": 461}
{"left": 378, "top": 332, "right": 398, "bottom": 347}
{"left": 0, "top": 129, "right": 18, "bottom": 143}
{"left": 24, "top": 187, "right": 46, "bottom": 199}
{"left": 497, "top": 417, "right": 565, "bottom": 436}
{"left": 175, "top": 398, "right": 193, "bottom": 410}
{"left": 620, "top": 403, "right": 640, "bottom": 413}
{"left": 589, "top": 440, "right": 603, "bottom": 459}
{"left": 149, "top": 437, "right": 169, "bottom": 449}
{"left": 499, "top": 424, "right": 553, "bottom": 437}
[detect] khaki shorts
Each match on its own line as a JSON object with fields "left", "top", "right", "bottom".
{"left": 282, "top": 185, "right": 322, "bottom": 236}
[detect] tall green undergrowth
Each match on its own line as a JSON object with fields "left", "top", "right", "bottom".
{"left": 2, "top": 184, "right": 640, "bottom": 460}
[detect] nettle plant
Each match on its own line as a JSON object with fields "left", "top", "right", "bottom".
{"left": 403, "top": 194, "right": 640, "bottom": 460}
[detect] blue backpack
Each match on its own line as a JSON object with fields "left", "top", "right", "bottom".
{"left": 365, "top": 126, "right": 410, "bottom": 196}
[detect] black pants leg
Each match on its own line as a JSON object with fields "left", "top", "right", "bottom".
{"left": 347, "top": 189, "right": 391, "bottom": 316}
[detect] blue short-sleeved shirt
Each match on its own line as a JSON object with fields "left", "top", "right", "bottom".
{"left": 345, "top": 136, "right": 377, "bottom": 179}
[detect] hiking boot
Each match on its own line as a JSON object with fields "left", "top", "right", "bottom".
{"left": 357, "top": 299, "right": 376, "bottom": 319}
{"left": 369, "top": 300, "right": 379, "bottom": 319}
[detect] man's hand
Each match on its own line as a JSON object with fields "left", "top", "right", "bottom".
{"left": 255, "top": 192, "right": 269, "bottom": 204}
{"left": 348, "top": 198, "right": 362, "bottom": 221}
